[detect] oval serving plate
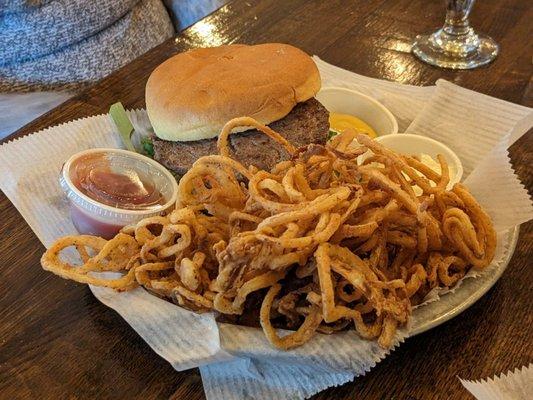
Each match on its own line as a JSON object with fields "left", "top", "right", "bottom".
{"left": 410, "top": 226, "right": 519, "bottom": 335}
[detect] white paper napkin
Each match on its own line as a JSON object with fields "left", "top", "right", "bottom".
{"left": 460, "top": 364, "right": 533, "bottom": 400}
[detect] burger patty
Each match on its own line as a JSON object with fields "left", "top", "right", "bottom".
{"left": 152, "top": 98, "right": 329, "bottom": 175}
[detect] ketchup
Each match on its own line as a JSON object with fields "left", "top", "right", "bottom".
{"left": 71, "top": 153, "right": 163, "bottom": 210}
{"left": 61, "top": 149, "right": 176, "bottom": 240}
{"left": 69, "top": 203, "right": 124, "bottom": 239}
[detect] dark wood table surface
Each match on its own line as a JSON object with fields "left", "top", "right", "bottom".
{"left": 1, "top": 0, "right": 532, "bottom": 399}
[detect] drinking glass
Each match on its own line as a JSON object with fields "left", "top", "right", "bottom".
{"left": 412, "top": 0, "right": 498, "bottom": 69}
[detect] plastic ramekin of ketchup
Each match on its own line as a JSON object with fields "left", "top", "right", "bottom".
{"left": 60, "top": 148, "right": 178, "bottom": 239}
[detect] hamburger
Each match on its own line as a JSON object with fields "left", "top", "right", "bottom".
{"left": 145, "top": 43, "right": 329, "bottom": 175}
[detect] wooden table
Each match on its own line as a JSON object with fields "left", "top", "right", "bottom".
{"left": 1, "top": 1, "right": 531, "bottom": 399}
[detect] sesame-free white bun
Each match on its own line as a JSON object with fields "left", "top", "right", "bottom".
{"left": 145, "top": 43, "right": 321, "bottom": 141}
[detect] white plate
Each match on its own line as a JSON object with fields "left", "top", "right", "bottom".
{"left": 411, "top": 226, "right": 519, "bottom": 335}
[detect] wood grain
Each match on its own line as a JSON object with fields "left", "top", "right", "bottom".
{"left": 0, "top": 0, "right": 531, "bottom": 399}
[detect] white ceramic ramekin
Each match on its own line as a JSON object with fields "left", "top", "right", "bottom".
{"left": 316, "top": 87, "right": 399, "bottom": 136}
{"left": 375, "top": 133, "right": 463, "bottom": 187}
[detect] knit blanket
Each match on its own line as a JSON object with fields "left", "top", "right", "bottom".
{"left": 0, "top": 0, "right": 174, "bottom": 92}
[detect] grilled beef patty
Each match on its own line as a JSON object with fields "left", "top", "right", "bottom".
{"left": 152, "top": 98, "right": 329, "bottom": 175}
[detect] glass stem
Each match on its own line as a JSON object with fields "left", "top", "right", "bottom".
{"left": 412, "top": 0, "right": 498, "bottom": 69}
{"left": 443, "top": 0, "right": 476, "bottom": 36}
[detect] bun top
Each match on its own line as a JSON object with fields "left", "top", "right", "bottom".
{"left": 145, "top": 43, "right": 321, "bottom": 141}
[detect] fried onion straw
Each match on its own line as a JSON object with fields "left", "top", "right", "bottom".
{"left": 217, "top": 116, "right": 297, "bottom": 157}
{"left": 41, "top": 117, "right": 497, "bottom": 350}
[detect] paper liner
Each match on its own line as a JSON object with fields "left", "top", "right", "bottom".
{"left": 406, "top": 79, "right": 532, "bottom": 177}
{"left": 0, "top": 64, "right": 531, "bottom": 399}
{"left": 464, "top": 124, "right": 533, "bottom": 233}
{"left": 200, "top": 359, "right": 356, "bottom": 400}
{"left": 91, "top": 284, "right": 232, "bottom": 371}
{"left": 459, "top": 364, "right": 532, "bottom": 400}
{"left": 200, "top": 328, "right": 406, "bottom": 400}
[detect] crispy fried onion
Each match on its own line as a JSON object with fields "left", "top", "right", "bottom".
{"left": 41, "top": 118, "right": 496, "bottom": 350}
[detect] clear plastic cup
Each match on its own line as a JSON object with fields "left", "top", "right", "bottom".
{"left": 60, "top": 148, "right": 178, "bottom": 239}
